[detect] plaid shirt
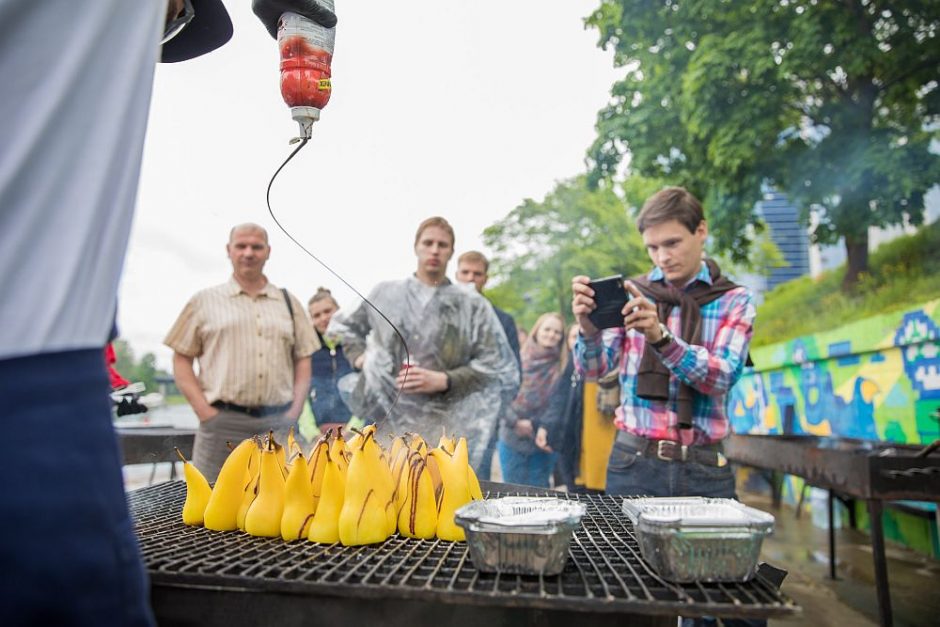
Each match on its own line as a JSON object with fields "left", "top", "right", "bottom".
{"left": 574, "top": 262, "right": 755, "bottom": 445}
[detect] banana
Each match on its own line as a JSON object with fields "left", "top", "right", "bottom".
{"left": 428, "top": 437, "right": 476, "bottom": 541}
{"left": 338, "top": 431, "right": 391, "bottom": 545}
{"left": 308, "top": 449, "right": 345, "bottom": 543}
{"left": 281, "top": 449, "right": 315, "bottom": 541}
{"left": 203, "top": 438, "right": 257, "bottom": 531}
{"left": 236, "top": 442, "right": 262, "bottom": 531}
{"left": 397, "top": 455, "right": 438, "bottom": 539}
{"left": 330, "top": 428, "right": 349, "bottom": 474}
{"left": 175, "top": 447, "right": 211, "bottom": 526}
{"left": 307, "top": 434, "right": 330, "bottom": 512}
{"left": 245, "top": 432, "right": 287, "bottom": 537}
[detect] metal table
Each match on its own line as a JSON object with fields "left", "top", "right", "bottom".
{"left": 129, "top": 481, "right": 798, "bottom": 626}
{"left": 724, "top": 433, "right": 940, "bottom": 627}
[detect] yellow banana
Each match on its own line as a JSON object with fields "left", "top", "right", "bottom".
{"left": 245, "top": 432, "right": 287, "bottom": 537}
{"left": 428, "top": 437, "right": 474, "bottom": 541}
{"left": 236, "top": 442, "right": 261, "bottom": 531}
{"left": 397, "top": 456, "right": 438, "bottom": 539}
{"left": 338, "top": 431, "right": 391, "bottom": 545}
{"left": 307, "top": 434, "right": 330, "bottom": 512}
{"left": 308, "top": 449, "right": 345, "bottom": 543}
{"left": 330, "top": 428, "right": 349, "bottom": 474}
{"left": 203, "top": 438, "right": 257, "bottom": 531}
{"left": 280, "top": 450, "right": 315, "bottom": 541}
{"left": 175, "top": 447, "right": 211, "bottom": 526}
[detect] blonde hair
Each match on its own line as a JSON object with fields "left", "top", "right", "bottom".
{"left": 527, "top": 312, "right": 569, "bottom": 372}
{"left": 308, "top": 287, "right": 338, "bottom": 309}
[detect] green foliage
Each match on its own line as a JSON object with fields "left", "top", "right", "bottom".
{"left": 753, "top": 222, "right": 940, "bottom": 346}
{"left": 587, "top": 0, "right": 940, "bottom": 284}
{"left": 112, "top": 340, "right": 169, "bottom": 392}
{"left": 483, "top": 176, "right": 647, "bottom": 331}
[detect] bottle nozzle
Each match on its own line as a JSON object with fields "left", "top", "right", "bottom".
{"left": 291, "top": 106, "right": 321, "bottom": 140}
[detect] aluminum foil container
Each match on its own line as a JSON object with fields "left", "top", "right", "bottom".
{"left": 622, "top": 497, "right": 774, "bottom": 583}
{"left": 454, "top": 497, "right": 586, "bottom": 575}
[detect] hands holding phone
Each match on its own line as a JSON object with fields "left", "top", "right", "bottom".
{"left": 571, "top": 275, "right": 666, "bottom": 345}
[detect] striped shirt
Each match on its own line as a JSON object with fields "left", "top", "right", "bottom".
{"left": 165, "top": 278, "right": 319, "bottom": 407}
{"left": 574, "top": 262, "right": 755, "bottom": 445}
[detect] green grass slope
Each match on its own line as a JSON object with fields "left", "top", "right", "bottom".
{"left": 753, "top": 221, "right": 940, "bottom": 348}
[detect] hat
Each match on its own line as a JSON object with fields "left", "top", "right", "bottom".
{"left": 161, "top": 0, "right": 234, "bottom": 63}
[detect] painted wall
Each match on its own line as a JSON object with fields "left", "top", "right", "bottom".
{"left": 729, "top": 300, "right": 940, "bottom": 555}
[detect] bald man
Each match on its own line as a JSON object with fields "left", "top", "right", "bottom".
{"left": 166, "top": 223, "right": 318, "bottom": 481}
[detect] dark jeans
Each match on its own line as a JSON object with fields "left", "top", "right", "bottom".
{"left": 0, "top": 349, "right": 154, "bottom": 626}
{"left": 605, "top": 437, "right": 736, "bottom": 498}
{"left": 498, "top": 441, "right": 557, "bottom": 488}
{"left": 606, "top": 437, "right": 766, "bottom": 627}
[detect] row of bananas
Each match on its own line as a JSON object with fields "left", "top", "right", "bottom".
{"left": 175, "top": 424, "right": 483, "bottom": 545}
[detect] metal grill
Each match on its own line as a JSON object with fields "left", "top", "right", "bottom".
{"left": 130, "top": 482, "right": 798, "bottom": 620}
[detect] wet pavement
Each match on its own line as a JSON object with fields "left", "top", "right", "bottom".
{"left": 740, "top": 490, "right": 939, "bottom": 627}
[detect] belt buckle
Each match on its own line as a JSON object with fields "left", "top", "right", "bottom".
{"left": 656, "top": 440, "right": 687, "bottom": 462}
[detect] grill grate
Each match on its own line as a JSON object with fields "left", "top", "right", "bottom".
{"left": 130, "top": 482, "right": 798, "bottom": 619}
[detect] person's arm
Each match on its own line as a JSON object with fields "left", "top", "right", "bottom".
{"left": 172, "top": 352, "right": 217, "bottom": 422}
{"left": 655, "top": 289, "right": 755, "bottom": 395}
{"left": 288, "top": 356, "right": 311, "bottom": 420}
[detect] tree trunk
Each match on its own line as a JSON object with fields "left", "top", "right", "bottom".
{"left": 842, "top": 232, "right": 869, "bottom": 291}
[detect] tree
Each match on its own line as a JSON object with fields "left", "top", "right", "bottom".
{"left": 587, "top": 0, "right": 940, "bottom": 289}
{"left": 482, "top": 176, "right": 647, "bottom": 331}
{"left": 112, "top": 339, "right": 166, "bottom": 392}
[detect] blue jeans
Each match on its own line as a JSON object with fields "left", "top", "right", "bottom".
{"left": 605, "top": 438, "right": 736, "bottom": 498}
{"left": 0, "top": 349, "right": 154, "bottom": 626}
{"left": 498, "top": 441, "right": 557, "bottom": 488}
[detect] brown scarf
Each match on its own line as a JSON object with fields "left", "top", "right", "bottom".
{"left": 631, "top": 259, "right": 747, "bottom": 431}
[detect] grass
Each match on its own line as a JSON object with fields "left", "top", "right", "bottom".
{"left": 752, "top": 221, "right": 940, "bottom": 347}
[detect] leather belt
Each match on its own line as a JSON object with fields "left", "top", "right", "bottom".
{"left": 211, "top": 400, "right": 292, "bottom": 418}
{"left": 615, "top": 430, "right": 728, "bottom": 467}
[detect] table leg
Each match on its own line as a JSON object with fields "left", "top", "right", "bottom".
{"left": 828, "top": 490, "right": 837, "bottom": 580}
{"left": 867, "top": 499, "right": 893, "bottom": 627}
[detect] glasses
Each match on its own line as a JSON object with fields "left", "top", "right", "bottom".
{"left": 161, "top": 0, "right": 195, "bottom": 45}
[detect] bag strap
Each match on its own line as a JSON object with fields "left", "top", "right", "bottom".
{"left": 281, "top": 288, "right": 296, "bottom": 342}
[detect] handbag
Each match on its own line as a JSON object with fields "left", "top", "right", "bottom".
{"left": 596, "top": 369, "right": 621, "bottom": 418}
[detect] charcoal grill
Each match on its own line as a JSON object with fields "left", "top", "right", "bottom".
{"left": 724, "top": 433, "right": 940, "bottom": 627}
{"left": 130, "top": 481, "right": 798, "bottom": 626}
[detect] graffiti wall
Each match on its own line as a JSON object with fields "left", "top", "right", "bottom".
{"left": 730, "top": 299, "right": 940, "bottom": 555}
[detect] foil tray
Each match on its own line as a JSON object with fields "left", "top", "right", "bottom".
{"left": 622, "top": 497, "right": 775, "bottom": 583}
{"left": 454, "top": 497, "right": 586, "bottom": 575}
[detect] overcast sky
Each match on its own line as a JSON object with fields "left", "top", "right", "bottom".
{"left": 120, "top": 0, "right": 620, "bottom": 369}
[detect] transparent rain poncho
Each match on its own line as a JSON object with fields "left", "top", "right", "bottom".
{"left": 328, "top": 277, "right": 520, "bottom": 468}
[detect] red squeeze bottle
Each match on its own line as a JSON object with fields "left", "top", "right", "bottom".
{"left": 278, "top": 7, "right": 336, "bottom": 139}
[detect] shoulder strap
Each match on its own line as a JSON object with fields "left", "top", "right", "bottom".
{"left": 281, "top": 288, "right": 296, "bottom": 342}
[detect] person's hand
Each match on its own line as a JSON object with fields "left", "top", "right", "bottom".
{"left": 535, "top": 427, "right": 552, "bottom": 452}
{"left": 571, "top": 275, "right": 600, "bottom": 337}
{"left": 252, "top": 0, "right": 338, "bottom": 39}
{"left": 395, "top": 366, "right": 449, "bottom": 394}
{"left": 353, "top": 354, "right": 365, "bottom": 369}
{"left": 196, "top": 405, "right": 219, "bottom": 423}
{"left": 165, "top": 0, "right": 185, "bottom": 27}
{"left": 513, "top": 419, "right": 534, "bottom": 438}
{"left": 622, "top": 281, "right": 664, "bottom": 343}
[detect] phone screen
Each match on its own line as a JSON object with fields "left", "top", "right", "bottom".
{"left": 587, "top": 275, "right": 630, "bottom": 330}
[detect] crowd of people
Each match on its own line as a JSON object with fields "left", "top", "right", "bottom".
{"left": 166, "top": 186, "right": 755, "bottom": 506}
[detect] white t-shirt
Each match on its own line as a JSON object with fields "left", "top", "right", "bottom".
{"left": 0, "top": 1, "right": 165, "bottom": 359}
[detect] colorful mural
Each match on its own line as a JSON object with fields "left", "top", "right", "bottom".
{"left": 730, "top": 299, "right": 940, "bottom": 556}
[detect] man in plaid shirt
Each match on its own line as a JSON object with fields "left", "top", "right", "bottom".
{"left": 572, "top": 187, "right": 756, "bottom": 500}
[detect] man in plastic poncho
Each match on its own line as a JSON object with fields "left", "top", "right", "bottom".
{"left": 330, "top": 217, "right": 520, "bottom": 470}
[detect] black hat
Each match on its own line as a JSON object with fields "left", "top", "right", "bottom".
{"left": 161, "top": 0, "right": 234, "bottom": 64}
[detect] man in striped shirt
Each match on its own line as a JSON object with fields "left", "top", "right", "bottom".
{"left": 572, "top": 187, "right": 756, "bottom": 499}
{"left": 166, "top": 223, "right": 318, "bottom": 481}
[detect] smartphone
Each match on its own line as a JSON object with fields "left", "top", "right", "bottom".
{"left": 587, "top": 274, "right": 630, "bottom": 330}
